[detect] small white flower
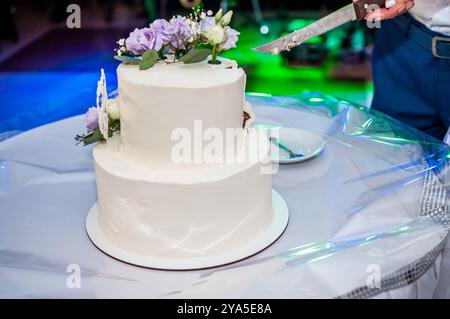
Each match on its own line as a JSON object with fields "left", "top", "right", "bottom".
{"left": 118, "top": 38, "right": 125, "bottom": 46}
{"left": 207, "top": 10, "right": 213, "bottom": 16}
{"left": 188, "top": 19, "right": 199, "bottom": 36}
{"left": 207, "top": 25, "right": 226, "bottom": 45}
{"left": 107, "top": 98, "right": 120, "bottom": 121}
{"left": 200, "top": 12, "right": 206, "bottom": 19}
{"left": 117, "top": 50, "right": 122, "bottom": 56}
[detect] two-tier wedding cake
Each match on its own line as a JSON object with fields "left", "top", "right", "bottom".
{"left": 79, "top": 7, "right": 289, "bottom": 269}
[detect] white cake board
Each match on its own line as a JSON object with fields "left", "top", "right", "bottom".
{"left": 85, "top": 190, "right": 289, "bottom": 270}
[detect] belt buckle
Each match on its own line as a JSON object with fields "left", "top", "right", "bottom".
{"left": 432, "top": 36, "right": 450, "bottom": 59}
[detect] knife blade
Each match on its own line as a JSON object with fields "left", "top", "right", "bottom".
{"left": 253, "top": 0, "right": 387, "bottom": 54}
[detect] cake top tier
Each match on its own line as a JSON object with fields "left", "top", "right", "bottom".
{"left": 117, "top": 58, "right": 244, "bottom": 88}
{"left": 75, "top": 6, "right": 244, "bottom": 147}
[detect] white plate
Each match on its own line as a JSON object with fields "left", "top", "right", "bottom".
{"left": 268, "top": 128, "right": 325, "bottom": 164}
{"left": 86, "top": 190, "right": 289, "bottom": 270}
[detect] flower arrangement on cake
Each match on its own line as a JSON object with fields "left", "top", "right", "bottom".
{"left": 114, "top": 6, "right": 239, "bottom": 69}
{"left": 75, "top": 6, "right": 241, "bottom": 146}
{"left": 75, "top": 68, "right": 118, "bottom": 145}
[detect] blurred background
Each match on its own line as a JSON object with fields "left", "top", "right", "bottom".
{"left": 0, "top": 0, "right": 376, "bottom": 138}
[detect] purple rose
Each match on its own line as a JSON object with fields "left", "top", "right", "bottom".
{"left": 151, "top": 19, "right": 173, "bottom": 44}
{"left": 219, "top": 26, "right": 239, "bottom": 50}
{"left": 199, "top": 17, "right": 215, "bottom": 33}
{"left": 125, "top": 26, "right": 168, "bottom": 55}
{"left": 169, "top": 16, "right": 193, "bottom": 50}
{"left": 125, "top": 28, "right": 149, "bottom": 55}
{"left": 86, "top": 107, "right": 99, "bottom": 132}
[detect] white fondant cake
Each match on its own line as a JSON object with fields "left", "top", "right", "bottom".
{"left": 118, "top": 59, "right": 246, "bottom": 169}
{"left": 93, "top": 58, "right": 277, "bottom": 265}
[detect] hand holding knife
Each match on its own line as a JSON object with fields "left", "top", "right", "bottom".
{"left": 253, "top": 0, "right": 414, "bottom": 55}
{"left": 366, "top": 0, "right": 415, "bottom": 21}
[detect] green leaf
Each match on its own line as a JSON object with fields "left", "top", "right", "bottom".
{"left": 139, "top": 49, "right": 159, "bottom": 70}
{"left": 124, "top": 61, "right": 140, "bottom": 65}
{"left": 83, "top": 128, "right": 104, "bottom": 146}
{"left": 179, "top": 49, "right": 213, "bottom": 64}
{"left": 196, "top": 43, "right": 213, "bottom": 50}
{"left": 108, "top": 120, "right": 121, "bottom": 137}
{"left": 192, "top": 3, "right": 204, "bottom": 15}
{"left": 114, "top": 55, "right": 140, "bottom": 64}
{"left": 110, "top": 119, "right": 120, "bottom": 132}
{"left": 158, "top": 49, "right": 166, "bottom": 60}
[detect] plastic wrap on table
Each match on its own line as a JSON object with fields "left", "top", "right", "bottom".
{"left": 0, "top": 93, "right": 449, "bottom": 298}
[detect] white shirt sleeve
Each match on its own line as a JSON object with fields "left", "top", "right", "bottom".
{"left": 409, "top": 0, "right": 450, "bottom": 35}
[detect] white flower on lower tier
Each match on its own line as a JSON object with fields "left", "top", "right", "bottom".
{"left": 107, "top": 98, "right": 120, "bottom": 121}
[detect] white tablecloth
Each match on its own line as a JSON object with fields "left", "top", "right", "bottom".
{"left": 0, "top": 94, "right": 449, "bottom": 298}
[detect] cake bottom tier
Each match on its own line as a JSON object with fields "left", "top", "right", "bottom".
{"left": 93, "top": 135, "right": 274, "bottom": 259}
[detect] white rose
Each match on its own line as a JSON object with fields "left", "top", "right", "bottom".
{"left": 107, "top": 98, "right": 120, "bottom": 121}
{"left": 207, "top": 25, "right": 226, "bottom": 45}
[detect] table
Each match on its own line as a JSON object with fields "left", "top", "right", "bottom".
{"left": 1, "top": 93, "right": 449, "bottom": 298}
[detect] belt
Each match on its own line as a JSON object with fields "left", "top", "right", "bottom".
{"left": 393, "top": 14, "right": 450, "bottom": 60}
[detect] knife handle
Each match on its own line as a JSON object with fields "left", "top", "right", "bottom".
{"left": 354, "top": 0, "right": 387, "bottom": 20}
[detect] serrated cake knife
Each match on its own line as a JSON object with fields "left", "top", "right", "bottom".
{"left": 253, "top": 0, "right": 394, "bottom": 54}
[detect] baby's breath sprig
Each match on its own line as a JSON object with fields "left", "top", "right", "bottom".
{"left": 114, "top": 38, "right": 128, "bottom": 56}
{"left": 192, "top": 3, "right": 204, "bottom": 20}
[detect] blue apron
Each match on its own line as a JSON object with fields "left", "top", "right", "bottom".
{"left": 371, "top": 13, "right": 450, "bottom": 140}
